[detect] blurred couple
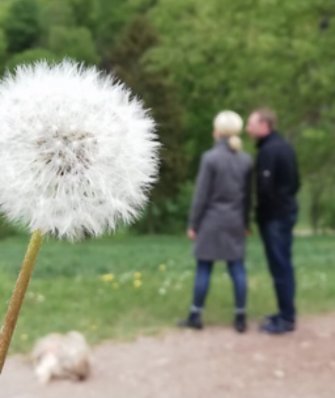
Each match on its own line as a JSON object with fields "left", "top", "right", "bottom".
{"left": 180, "top": 108, "right": 300, "bottom": 334}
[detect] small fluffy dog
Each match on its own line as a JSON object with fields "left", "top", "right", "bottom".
{"left": 31, "top": 331, "right": 91, "bottom": 384}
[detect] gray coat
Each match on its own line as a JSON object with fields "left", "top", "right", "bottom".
{"left": 189, "top": 140, "right": 253, "bottom": 261}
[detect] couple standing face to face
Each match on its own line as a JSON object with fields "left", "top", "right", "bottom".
{"left": 184, "top": 107, "right": 299, "bottom": 334}
{"left": 212, "top": 108, "right": 276, "bottom": 144}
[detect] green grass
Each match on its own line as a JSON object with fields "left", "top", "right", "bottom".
{"left": 0, "top": 233, "right": 334, "bottom": 353}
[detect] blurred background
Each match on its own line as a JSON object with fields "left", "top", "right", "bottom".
{"left": 0, "top": 0, "right": 334, "bottom": 357}
{"left": 0, "top": 0, "right": 335, "bottom": 236}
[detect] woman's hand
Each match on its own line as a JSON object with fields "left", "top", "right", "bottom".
{"left": 187, "top": 228, "right": 197, "bottom": 240}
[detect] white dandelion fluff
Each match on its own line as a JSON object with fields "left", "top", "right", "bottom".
{"left": 0, "top": 60, "right": 160, "bottom": 372}
{"left": 0, "top": 60, "right": 159, "bottom": 240}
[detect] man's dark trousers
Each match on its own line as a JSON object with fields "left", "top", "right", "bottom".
{"left": 259, "top": 211, "right": 297, "bottom": 323}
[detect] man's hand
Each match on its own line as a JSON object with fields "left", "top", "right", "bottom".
{"left": 187, "top": 228, "right": 197, "bottom": 240}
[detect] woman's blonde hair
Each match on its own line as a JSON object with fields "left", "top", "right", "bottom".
{"left": 213, "top": 110, "right": 243, "bottom": 151}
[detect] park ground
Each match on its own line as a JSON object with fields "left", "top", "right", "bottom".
{"left": 0, "top": 234, "right": 335, "bottom": 397}
{"left": 2, "top": 313, "right": 335, "bottom": 398}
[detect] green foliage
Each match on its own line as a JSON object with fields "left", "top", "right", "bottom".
{"left": 39, "top": 1, "right": 75, "bottom": 30}
{"left": 95, "top": 0, "right": 137, "bottom": 54}
{"left": 6, "top": 48, "right": 59, "bottom": 71}
{"left": 135, "top": 182, "right": 194, "bottom": 233}
{"left": 48, "top": 25, "right": 99, "bottom": 64}
{"left": 147, "top": 0, "right": 335, "bottom": 167}
{"left": 0, "top": 215, "right": 18, "bottom": 239}
{"left": 0, "top": 29, "right": 8, "bottom": 73}
{"left": 106, "top": 16, "right": 188, "bottom": 233}
{"left": 68, "top": 0, "right": 100, "bottom": 31}
{"left": 4, "top": 0, "right": 41, "bottom": 53}
{"left": 298, "top": 127, "right": 335, "bottom": 231}
{"left": 320, "top": 198, "right": 335, "bottom": 230}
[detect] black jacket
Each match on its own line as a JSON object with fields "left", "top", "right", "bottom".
{"left": 256, "top": 131, "right": 300, "bottom": 222}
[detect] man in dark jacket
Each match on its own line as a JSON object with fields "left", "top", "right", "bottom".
{"left": 247, "top": 108, "right": 300, "bottom": 334}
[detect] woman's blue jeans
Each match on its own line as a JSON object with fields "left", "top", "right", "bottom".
{"left": 192, "top": 259, "right": 247, "bottom": 313}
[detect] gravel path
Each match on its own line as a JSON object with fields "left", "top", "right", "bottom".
{"left": 2, "top": 313, "right": 335, "bottom": 398}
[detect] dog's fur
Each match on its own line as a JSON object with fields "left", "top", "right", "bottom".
{"left": 31, "top": 331, "right": 91, "bottom": 384}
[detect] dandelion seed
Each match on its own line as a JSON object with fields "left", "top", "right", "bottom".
{"left": 163, "top": 279, "right": 171, "bottom": 288}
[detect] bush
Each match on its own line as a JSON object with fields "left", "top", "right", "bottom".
{"left": 48, "top": 26, "right": 99, "bottom": 64}
{"left": 0, "top": 215, "right": 18, "bottom": 239}
{"left": 4, "top": 0, "right": 41, "bottom": 53}
{"left": 320, "top": 196, "right": 335, "bottom": 231}
{"left": 6, "top": 48, "right": 59, "bottom": 71}
{"left": 134, "top": 181, "right": 194, "bottom": 234}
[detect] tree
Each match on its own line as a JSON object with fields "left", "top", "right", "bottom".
{"left": 147, "top": 0, "right": 335, "bottom": 154}
{"left": 48, "top": 26, "right": 99, "bottom": 64}
{"left": 4, "top": 0, "right": 41, "bottom": 53}
{"left": 0, "top": 29, "right": 8, "bottom": 73}
{"left": 105, "top": 16, "right": 188, "bottom": 232}
{"left": 1, "top": 0, "right": 335, "bottom": 232}
{"left": 145, "top": 0, "right": 335, "bottom": 229}
{"left": 298, "top": 126, "right": 335, "bottom": 232}
{"left": 95, "top": 0, "right": 141, "bottom": 57}
{"left": 68, "top": 0, "right": 100, "bottom": 32}
{"left": 6, "top": 48, "right": 59, "bottom": 71}
{"left": 39, "top": 1, "right": 75, "bottom": 30}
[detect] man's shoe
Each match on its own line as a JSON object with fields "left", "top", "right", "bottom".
{"left": 234, "top": 313, "right": 247, "bottom": 333}
{"left": 178, "top": 315, "right": 203, "bottom": 330}
{"left": 264, "top": 313, "right": 281, "bottom": 323}
{"left": 260, "top": 314, "right": 295, "bottom": 334}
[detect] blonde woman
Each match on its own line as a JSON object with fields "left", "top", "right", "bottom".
{"left": 180, "top": 111, "right": 253, "bottom": 332}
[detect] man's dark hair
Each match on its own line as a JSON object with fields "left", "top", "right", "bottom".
{"left": 254, "top": 107, "right": 277, "bottom": 130}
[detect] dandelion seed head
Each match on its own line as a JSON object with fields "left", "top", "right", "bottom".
{"left": 0, "top": 60, "right": 159, "bottom": 240}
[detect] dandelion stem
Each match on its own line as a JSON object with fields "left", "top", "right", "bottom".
{"left": 0, "top": 230, "right": 43, "bottom": 373}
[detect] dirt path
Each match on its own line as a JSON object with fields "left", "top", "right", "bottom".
{"left": 2, "top": 313, "right": 335, "bottom": 398}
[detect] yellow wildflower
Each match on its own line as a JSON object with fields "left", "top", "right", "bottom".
{"left": 134, "top": 272, "right": 142, "bottom": 280}
{"left": 159, "top": 264, "right": 166, "bottom": 272}
{"left": 134, "top": 279, "right": 142, "bottom": 288}
{"left": 20, "top": 333, "right": 28, "bottom": 341}
{"left": 100, "top": 273, "right": 115, "bottom": 282}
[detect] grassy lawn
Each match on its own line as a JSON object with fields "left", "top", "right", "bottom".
{"left": 0, "top": 233, "right": 334, "bottom": 353}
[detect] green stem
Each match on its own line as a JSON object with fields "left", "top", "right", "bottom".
{"left": 0, "top": 230, "right": 43, "bottom": 373}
